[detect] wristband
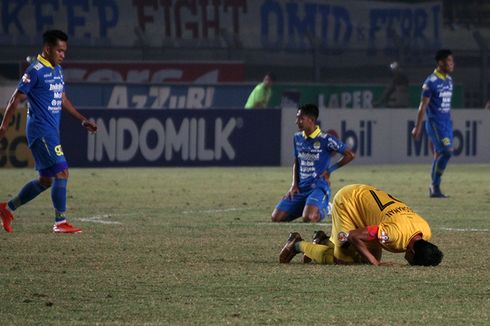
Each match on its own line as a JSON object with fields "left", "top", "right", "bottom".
{"left": 367, "top": 225, "right": 379, "bottom": 241}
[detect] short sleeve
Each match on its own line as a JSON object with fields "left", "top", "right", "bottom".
{"left": 17, "top": 67, "right": 38, "bottom": 95}
{"left": 421, "top": 78, "right": 432, "bottom": 99}
{"left": 325, "top": 134, "right": 346, "bottom": 154}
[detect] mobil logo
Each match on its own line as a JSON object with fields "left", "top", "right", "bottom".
{"left": 407, "top": 120, "right": 479, "bottom": 157}
{"left": 336, "top": 120, "right": 374, "bottom": 157}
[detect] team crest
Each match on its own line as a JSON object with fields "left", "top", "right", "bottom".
{"left": 313, "top": 141, "right": 321, "bottom": 149}
{"left": 22, "top": 74, "right": 31, "bottom": 83}
{"left": 379, "top": 231, "right": 389, "bottom": 243}
{"left": 337, "top": 231, "right": 349, "bottom": 243}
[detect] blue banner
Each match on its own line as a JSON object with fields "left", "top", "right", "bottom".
{"left": 66, "top": 83, "right": 253, "bottom": 109}
{"left": 60, "top": 109, "right": 281, "bottom": 167}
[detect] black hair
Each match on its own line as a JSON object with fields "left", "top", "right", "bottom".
{"left": 435, "top": 49, "right": 452, "bottom": 62}
{"left": 412, "top": 239, "right": 443, "bottom": 266}
{"left": 298, "top": 104, "right": 319, "bottom": 120}
{"left": 43, "top": 30, "right": 68, "bottom": 46}
{"left": 265, "top": 72, "right": 276, "bottom": 82}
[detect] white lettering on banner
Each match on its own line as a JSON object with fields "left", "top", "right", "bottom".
{"left": 106, "top": 86, "right": 215, "bottom": 109}
{"left": 319, "top": 91, "right": 373, "bottom": 109}
{"left": 87, "top": 117, "right": 237, "bottom": 162}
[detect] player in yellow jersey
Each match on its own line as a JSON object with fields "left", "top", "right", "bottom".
{"left": 279, "top": 184, "right": 443, "bottom": 266}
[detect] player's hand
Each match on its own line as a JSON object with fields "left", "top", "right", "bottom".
{"left": 411, "top": 127, "right": 421, "bottom": 140}
{"left": 284, "top": 185, "right": 299, "bottom": 199}
{"left": 0, "top": 125, "right": 7, "bottom": 139}
{"left": 82, "top": 119, "right": 97, "bottom": 134}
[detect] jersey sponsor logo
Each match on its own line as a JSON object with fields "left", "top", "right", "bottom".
{"left": 49, "top": 83, "right": 64, "bottom": 92}
{"left": 22, "top": 74, "right": 31, "bottom": 83}
{"left": 297, "top": 151, "right": 320, "bottom": 161}
{"left": 33, "top": 63, "right": 43, "bottom": 70}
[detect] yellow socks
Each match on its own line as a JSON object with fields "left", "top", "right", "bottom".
{"left": 299, "top": 241, "right": 335, "bottom": 265}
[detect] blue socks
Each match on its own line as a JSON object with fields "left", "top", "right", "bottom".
{"left": 51, "top": 178, "right": 68, "bottom": 222}
{"left": 8, "top": 180, "right": 48, "bottom": 211}
{"left": 431, "top": 151, "right": 452, "bottom": 186}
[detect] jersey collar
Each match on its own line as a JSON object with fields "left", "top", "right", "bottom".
{"left": 434, "top": 69, "right": 448, "bottom": 80}
{"left": 37, "top": 54, "right": 54, "bottom": 69}
{"left": 302, "top": 126, "right": 321, "bottom": 139}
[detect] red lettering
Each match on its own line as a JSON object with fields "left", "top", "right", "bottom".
{"left": 133, "top": 0, "right": 158, "bottom": 32}
{"left": 224, "top": 0, "right": 247, "bottom": 34}
{"left": 200, "top": 0, "right": 220, "bottom": 39}
{"left": 175, "top": 0, "right": 198, "bottom": 38}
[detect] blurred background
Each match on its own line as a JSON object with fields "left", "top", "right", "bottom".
{"left": 1, "top": 0, "right": 489, "bottom": 168}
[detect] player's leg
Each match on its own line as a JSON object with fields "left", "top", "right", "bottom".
{"left": 51, "top": 168, "right": 81, "bottom": 233}
{"left": 271, "top": 192, "right": 307, "bottom": 222}
{"left": 0, "top": 138, "right": 55, "bottom": 232}
{"left": 426, "top": 120, "right": 453, "bottom": 197}
{"left": 302, "top": 188, "right": 330, "bottom": 223}
{"left": 297, "top": 239, "right": 335, "bottom": 264}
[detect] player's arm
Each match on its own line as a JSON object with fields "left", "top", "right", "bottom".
{"left": 321, "top": 148, "right": 355, "bottom": 183}
{"left": 347, "top": 226, "right": 381, "bottom": 266}
{"left": 61, "top": 93, "right": 97, "bottom": 133}
{"left": 284, "top": 158, "right": 300, "bottom": 199}
{"left": 0, "top": 90, "right": 27, "bottom": 138}
{"left": 411, "top": 96, "right": 430, "bottom": 140}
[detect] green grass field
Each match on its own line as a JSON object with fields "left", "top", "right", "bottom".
{"left": 0, "top": 164, "right": 489, "bottom": 325}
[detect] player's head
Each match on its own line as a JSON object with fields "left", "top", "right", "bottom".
{"left": 263, "top": 72, "right": 275, "bottom": 87}
{"left": 435, "top": 49, "right": 454, "bottom": 74}
{"left": 296, "top": 104, "right": 318, "bottom": 132}
{"left": 42, "top": 30, "right": 68, "bottom": 66}
{"left": 406, "top": 239, "right": 443, "bottom": 266}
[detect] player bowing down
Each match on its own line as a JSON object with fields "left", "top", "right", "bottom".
{"left": 279, "top": 184, "right": 443, "bottom": 266}
{"left": 272, "top": 104, "right": 354, "bottom": 223}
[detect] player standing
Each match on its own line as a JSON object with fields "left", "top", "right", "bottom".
{"left": 412, "top": 49, "right": 454, "bottom": 198}
{"left": 0, "top": 30, "right": 97, "bottom": 233}
{"left": 271, "top": 104, "right": 354, "bottom": 223}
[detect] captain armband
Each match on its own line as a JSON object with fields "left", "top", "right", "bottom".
{"left": 366, "top": 225, "right": 379, "bottom": 241}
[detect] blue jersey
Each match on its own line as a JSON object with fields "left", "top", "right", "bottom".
{"left": 421, "top": 69, "right": 453, "bottom": 122}
{"left": 17, "top": 54, "right": 64, "bottom": 146}
{"left": 293, "top": 126, "right": 347, "bottom": 191}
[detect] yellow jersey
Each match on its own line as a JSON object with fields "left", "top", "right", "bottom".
{"left": 330, "top": 184, "right": 432, "bottom": 253}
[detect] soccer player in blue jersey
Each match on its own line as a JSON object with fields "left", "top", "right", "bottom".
{"left": 412, "top": 49, "right": 454, "bottom": 198}
{"left": 271, "top": 104, "right": 354, "bottom": 223}
{"left": 0, "top": 30, "right": 97, "bottom": 233}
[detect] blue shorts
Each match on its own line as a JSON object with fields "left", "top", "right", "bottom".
{"left": 275, "top": 187, "right": 331, "bottom": 221}
{"left": 30, "top": 135, "right": 68, "bottom": 177}
{"left": 425, "top": 119, "right": 453, "bottom": 153}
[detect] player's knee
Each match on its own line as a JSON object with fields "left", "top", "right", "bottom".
{"left": 303, "top": 213, "right": 320, "bottom": 223}
{"left": 38, "top": 177, "right": 53, "bottom": 188}
{"left": 271, "top": 210, "right": 284, "bottom": 222}
{"left": 56, "top": 169, "right": 69, "bottom": 179}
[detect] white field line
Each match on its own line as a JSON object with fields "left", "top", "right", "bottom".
{"left": 78, "top": 214, "right": 122, "bottom": 225}
{"left": 439, "top": 227, "right": 490, "bottom": 232}
{"left": 183, "top": 207, "right": 255, "bottom": 214}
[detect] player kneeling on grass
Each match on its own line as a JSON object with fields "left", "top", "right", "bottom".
{"left": 279, "top": 184, "right": 443, "bottom": 266}
{"left": 271, "top": 104, "right": 354, "bottom": 223}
